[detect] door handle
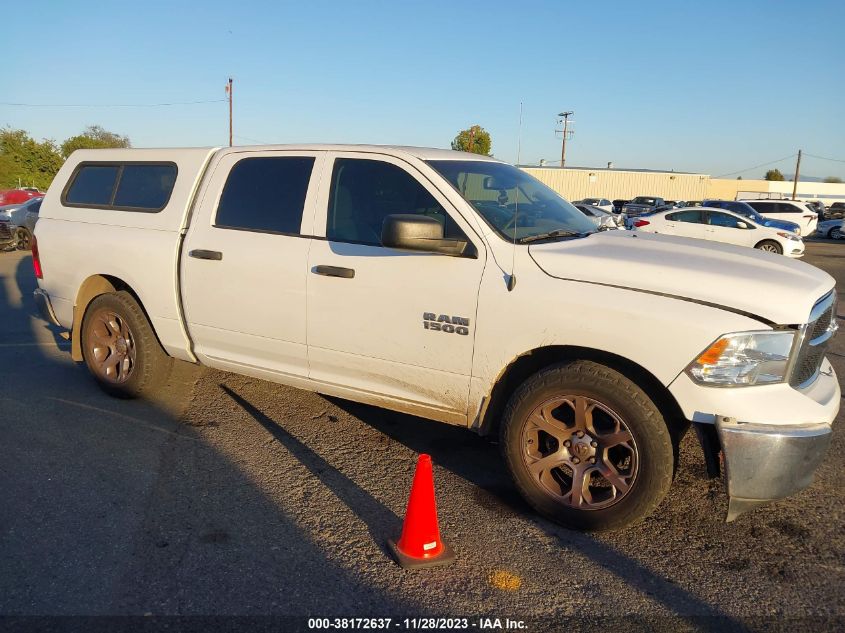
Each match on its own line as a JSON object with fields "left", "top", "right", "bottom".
{"left": 312, "top": 265, "right": 355, "bottom": 279}
{"left": 189, "top": 249, "right": 223, "bottom": 261}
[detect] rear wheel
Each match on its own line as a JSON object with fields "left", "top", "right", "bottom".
{"left": 500, "top": 361, "right": 674, "bottom": 531}
{"left": 81, "top": 291, "right": 172, "bottom": 398}
{"left": 15, "top": 228, "right": 31, "bottom": 251}
{"left": 755, "top": 240, "right": 782, "bottom": 254}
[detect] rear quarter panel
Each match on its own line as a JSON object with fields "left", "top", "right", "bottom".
{"left": 35, "top": 148, "right": 218, "bottom": 359}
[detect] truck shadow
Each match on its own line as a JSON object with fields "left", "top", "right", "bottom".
{"left": 0, "top": 252, "right": 423, "bottom": 617}
{"left": 220, "top": 385, "right": 403, "bottom": 554}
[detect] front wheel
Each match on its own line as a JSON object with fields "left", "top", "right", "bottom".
{"left": 829, "top": 227, "right": 842, "bottom": 240}
{"left": 500, "top": 361, "right": 674, "bottom": 531}
{"left": 755, "top": 240, "right": 782, "bottom": 254}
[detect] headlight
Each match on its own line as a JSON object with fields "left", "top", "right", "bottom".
{"left": 777, "top": 231, "right": 801, "bottom": 241}
{"left": 687, "top": 330, "right": 796, "bottom": 386}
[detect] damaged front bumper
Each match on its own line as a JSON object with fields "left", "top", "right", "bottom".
{"left": 716, "top": 415, "right": 832, "bottom": 521}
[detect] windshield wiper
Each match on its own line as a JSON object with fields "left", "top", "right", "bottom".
{"left": 518, "top": 229, "right": 586, "bottom": 244}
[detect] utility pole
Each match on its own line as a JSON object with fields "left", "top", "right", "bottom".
{"left": 556, "top": 111, "right": 574, "bottom": 167}
{"left": 792, "top": 149, "right": 802, "bottom": 200}
{"left": 468, "top": 126, "right": 475, "bottom": 153}
{"left": 226, "top": 77, "right": 234, "bottom": 147}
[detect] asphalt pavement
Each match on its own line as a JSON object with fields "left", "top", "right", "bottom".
{"left": 0, "top": 242, "right": 843, "bottom": 632}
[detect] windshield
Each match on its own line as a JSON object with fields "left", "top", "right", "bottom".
{"left": 427, "top": 160, "right": 595, "bottom": 241}
{"left": 631, "top": 197, "right": 657, "bottom": 205}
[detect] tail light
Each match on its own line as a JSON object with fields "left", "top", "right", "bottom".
{"left": 634, "top": 220, "right": 650, "bottom": 227}
{"left": 31, "top": 234, "right": 43, "bottom": 279}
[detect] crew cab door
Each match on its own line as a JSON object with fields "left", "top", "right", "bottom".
{"left": 306, "top": 153, "right": 486, "bottom": 423}
{"left": 703, "top": 210, "right": 755, "bottom": 247}
{"left": 181, "top": 150, "right": 325, "bottom": 379}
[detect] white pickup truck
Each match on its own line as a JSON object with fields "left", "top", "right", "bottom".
{"left": 32, "top": 145, "right": 839, "bottom": 531}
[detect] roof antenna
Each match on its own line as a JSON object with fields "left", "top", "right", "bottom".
{"left": 507, "top": 101, "right": 523, "bottom": 292}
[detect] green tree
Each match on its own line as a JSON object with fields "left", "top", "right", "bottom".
{"left": 823, "top": 176, "right": 843, "bottom": 184}
{"left": 764, "top": 168, "right": 785, "bottom": 181}
{"left": 0, "top": 128, "right": 64, "bottom": 190}
{"left": 451, "top": 125, "right": 492, "bottom": 156}
{"left": 60, "top": 125, "right": 131, "bottom": 158}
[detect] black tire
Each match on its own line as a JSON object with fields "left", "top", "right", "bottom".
{"left": 81, "top": 291, "right": 172, "bottom": 398}
{"left": 755, "top": 240, "right": 782, "bottom": 255}
{"left": 828, "top": 227, "right": 842, "bottom": 240}
{"left": 15, "top": 228, "right": 31, "bottom": 251}
{"left": 500, "top": 361, "right": 674, "bottom": 531}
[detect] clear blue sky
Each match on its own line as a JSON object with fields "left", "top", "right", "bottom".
{"left": 6, "top": 0, "right": 844, "bottom": 178}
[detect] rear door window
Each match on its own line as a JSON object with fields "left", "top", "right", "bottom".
{"left": 215, "top": 157, "right": 315, "bottom": 234}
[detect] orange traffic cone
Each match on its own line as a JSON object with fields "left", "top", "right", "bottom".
{"left": 388, "top": 454, "right": 455, "bottom": 569}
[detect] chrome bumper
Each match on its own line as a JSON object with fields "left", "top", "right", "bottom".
{"left": 33, "top": 288, "right": 60, "bottom": 327}
{"left": 716, "top": 415, "right": 832, "bottom": 521}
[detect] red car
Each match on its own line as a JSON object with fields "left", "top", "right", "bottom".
{"left": 0, "top": 188, "right": 44, "bottom": 205}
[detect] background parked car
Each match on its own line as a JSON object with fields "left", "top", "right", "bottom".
{"left": 575, "top": 197, "right": 613, "bottom": 212}
{"left": 815, "top": 218, "right": 845, "bottom": 240}
{"left": 703, "top": 199, "right": 802, "bottom": 234}
{"left": 573, "top": 203, "right": 623, "bottom": 230}
{"left": 0, "top": 188, "right": 44, "bottom": 206}
{"left": 611, "top": 199, "right": 629, "bottom": 214}
{"left": 8, "top": 197, "right": 43, "bottom": 250}
{"left": 622, "top": 196, "right": 666, "bottom": 218}
{"left": 0, "top": 197, "right": 42, "bottom": 227}
{"left": 632, "top": 207, "right": 805, "bottom": 257}
{"left": 744, "top": 200, "right": 818, "bottom": 236}
{"left": 804, "top": 200, "right": 825, "bottom": 221}
{"left": 827, "top": 202, "right": 845, "bottom": 219}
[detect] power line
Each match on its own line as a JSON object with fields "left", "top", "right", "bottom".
{"left": 713, "top": 154, "right": 796, "bottom": 178}
{"left": 804, "top": 152, "right": 845, "bottom": 164}
{"left": 0, "top": 99, "right": 226, "bottom": 108}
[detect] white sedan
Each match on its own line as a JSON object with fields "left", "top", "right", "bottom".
{"left": 633, "top": 207, "right": 804, "bottom": 257}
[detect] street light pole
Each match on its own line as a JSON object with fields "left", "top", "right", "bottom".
{"left": 557, "top": 111, "right": 574, "bottom": 167}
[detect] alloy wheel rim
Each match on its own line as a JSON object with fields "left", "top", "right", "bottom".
{"left": 832, "top": 228, "right": 842, "bottom": 240}
{"left": 521, "top": 395, "right": 638, "bottom": 510}
{"left": 761, "top": 244, "right": 778, "bottom": 252}
{"left": 88, "top": 310, "right": 136, "bottom": 383}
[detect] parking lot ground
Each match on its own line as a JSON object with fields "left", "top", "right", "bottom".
{"left": 1, "top": 243, "right": 844, "bottom": 631}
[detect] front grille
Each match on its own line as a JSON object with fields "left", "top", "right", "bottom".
{"left": 0, "top": 221, "right": 11, "bottom": 240}
{"left": 790, "top": 291, "right": 837, "bottom": 388}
